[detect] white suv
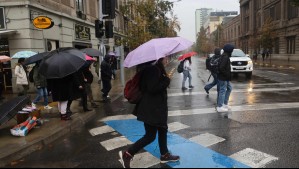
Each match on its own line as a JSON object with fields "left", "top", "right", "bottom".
{"left": 222, "top": 49, "right": 253, "bottom": 78}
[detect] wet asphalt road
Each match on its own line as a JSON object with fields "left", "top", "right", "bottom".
{"left": 6, "top": 57, "right": 299, "bottom": 168}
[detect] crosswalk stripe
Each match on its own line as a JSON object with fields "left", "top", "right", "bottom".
{"left": 189, "top": 133, "right": 226, "bottom": 147}
{"left": 168, "top": 122, "right": 190, "bottom": 132}
{"left": 130, "top": 152, "right": 160, "bottom": 168}
{"left": 89, "top": 126, "right": 115, "bottom": 136}
{"left": 230, "top": 148, "right": 279, "bottom": 168}
{"left": 100, "top": 136, "right": 132, "bottom": 151}
{"left": 106, "top": 119, "right": 250, "bottom": 168}
{"left": 168, "top": 102, "right": 299, "bottom": 117}
{"left": 168, "top": 86, "right": 299, "bottom": 97}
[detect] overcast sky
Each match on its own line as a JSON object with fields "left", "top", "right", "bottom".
{"left": 172, "top": 0, "right": 240, "bottom": 42}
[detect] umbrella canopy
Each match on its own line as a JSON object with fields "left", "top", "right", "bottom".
{"left": 124, "top": 37, "right": 193, "bottom": 68}
{"left": 24, "top": 52, "right": 50, "bottom": 65}
{"left": 0, "top": 95, "right": 30, "bottom": 126}
{"left": 39, "top": 48, "right": 86, "bottom": 79}
{"left": 167, "top": 37, "right": 194, "bottom": 54}
{"left": 85, "top": 55, "right": 96, "bottom": 61}
{"left": 12, "top": 51, "right": 37, "bottom": 59}
{"left": 0, "top": 55, "right": 11, "bottom": 63}
{"left": 178, "top": 51, "right": 198, "bottom": 61}
{"left": 81, "top": 48, "right": 103, "bottom": 57}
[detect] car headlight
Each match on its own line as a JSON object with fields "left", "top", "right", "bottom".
{"left": 248, "top": 60, "right": 253, "bottom": 65}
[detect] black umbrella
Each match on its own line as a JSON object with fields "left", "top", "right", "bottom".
{"left": 39, "top": 47, "right": 86, "bottom": 79}
{"left": 0, "top": 96, "right": 30, "bottom": 126}
{"left": 24, "top": 52, "right": 50, "bottom": 65}
{"left": 81, "top": 48, "right": 103, "bottom": 57}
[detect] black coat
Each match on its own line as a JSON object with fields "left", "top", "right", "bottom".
{"left": 101, "top": 57, "right": 112, "bottom": 81}
{"left": 135, "top": 65, "right": 170, "bottom": 128}
{"left": 47, "top": 72, "right": 83, "bottom": 102}
{"left": 218, "top": 53, "right": 231, "bottom": 81}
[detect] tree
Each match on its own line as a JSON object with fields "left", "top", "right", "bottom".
{"left": 120, "top": 0, "right": 180, "bottom": 50}
{"left": 259, "top": 18, "right": 277, "bottom": 52}
{"left": 196, "top": 27, "right": 213, "bottom": 55}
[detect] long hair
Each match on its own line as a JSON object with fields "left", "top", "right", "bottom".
{"left": 156, "top": 58, "right": 167, "bottom": 75}
{"left": 184, "top": 57, "right": 192, "bottom": 64}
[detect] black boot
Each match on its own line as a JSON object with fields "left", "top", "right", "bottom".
{"left": 61, "top": 114, "right": 71, "bottom": 121}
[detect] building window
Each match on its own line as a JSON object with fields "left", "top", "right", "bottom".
{"left": 287, "top": 36, "right": 296, "bottom": 54}
{"left": 76, "top": 0, "right": 84, "bottom": 12}
{"left": 288, "top": 1, "right": 298, "bottom": 20}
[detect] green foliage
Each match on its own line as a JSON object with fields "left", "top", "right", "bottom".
{"left": 120, "top": 0, "right": 180, "bottom": 50}
{"left": 291, "top": 0, "right": 299, "bottom": 6}
{"left": 195, "top": 27, "right": 213, "bottom": 55}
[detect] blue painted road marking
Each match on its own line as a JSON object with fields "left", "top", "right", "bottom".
{"left": 105, "top": 119, "right": 250, "bottom": 168}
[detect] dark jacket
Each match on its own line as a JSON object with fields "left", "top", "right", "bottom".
{"left": 82, "top": 67, "right": 94, "bottom": 84}
{"left": 47, "top": 72, "right": 83, "bottom": 101}
{"left": 33, "top": 65, "right": 47, "bottom": 88}
{"left": 135, "top": 65, "right": 170, "bottom": 128}
{"left": 218, "top": 52, "right": 231, "bottom": 81}
{"left": 101, "top": 55, "right": 112, "bottom": 80}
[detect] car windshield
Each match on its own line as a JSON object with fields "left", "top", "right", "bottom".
{"left": 231, "top": 50, "right": 246, "bottom": 57}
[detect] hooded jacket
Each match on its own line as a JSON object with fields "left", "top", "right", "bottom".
{"left": 101, "top": 55, "right": 113, "bottom": 80}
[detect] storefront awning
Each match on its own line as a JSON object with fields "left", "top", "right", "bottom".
{"left": 0, "top": 30, "right": 17, "bottom": 36}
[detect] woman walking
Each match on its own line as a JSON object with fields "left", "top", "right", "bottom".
{"left": 182, "top": 57, "right": 194, "bottom": 90}
{"left": 119, "top": 57, "right": 180, "bottom": 168}
{"left": 15, "top": 58, "right": 29, "bottom": 96}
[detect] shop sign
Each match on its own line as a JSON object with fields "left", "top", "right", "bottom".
{"left": 75, "top": 24, "right": 91, "bottom": 41}
{"left": 32, "top": 16, "right": 54, "bottom": 29}
{"left": 0, "top": 7, "right": 6, "bottom": 30}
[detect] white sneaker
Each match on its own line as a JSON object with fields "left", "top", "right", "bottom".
{"left": 31, "top": 103, "right": 37, "bottom": 108}
{"left": 223, "top": 104, "right": 232, "bottom": 110}
{"left": 216, "top": 106, "right": 229, "bottom": 113}
{"left": 44, "top": 105, "right": 53, "bottom": 110}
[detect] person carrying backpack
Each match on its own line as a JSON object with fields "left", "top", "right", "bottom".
{"left": 217, "top": 44, "right": 234, "bottom": 113}
{"left": 119, "top": 57, "right": 180, "bottom": 168}
{"left": 204, "top": 48, "right": 221, "bottom": 95}
{"left": 181, "top": 57, "right": 193, "bottom": 90}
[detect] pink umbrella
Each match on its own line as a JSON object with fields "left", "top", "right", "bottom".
{"left": 124, "top": 37, "right": 192, "bottom": 68}
{"left": 85, "top": 55, "right": 96, "bottom": 61}
{"left": 0, "top": 55, "right": 11, "bottom": 63}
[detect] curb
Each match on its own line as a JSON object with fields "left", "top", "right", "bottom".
{"left": 0, "top": 110, "right": 96, "bottom": 167}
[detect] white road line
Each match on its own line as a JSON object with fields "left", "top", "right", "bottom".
{"left": 232, "top": 82, "right": 294, "bottom": 87}
{"left": 168, "top": 86, "right": 299, "bottom": 97}
{"left": 89, "top": 126, "right": 115, "bottom": 136}
{"left": 168, "top": 122, "right": 190, "bottom": 132}
{"left": 267, "top": 71, "right": 288, "bottom": 76}
{"left": 99, "top": 102, "right": 299, "bottom": 122}
{"left": 100, "top": 136, "right": 132, "bottom": 151}
{"left": 168, "top": 102, "right": 299, "bottom": 117}
{"left": 189, "top": 133, "right": 226, "bottom": 147}
{"left": 230, "top": 148, "right": 279, "bottom": 168}
{"left": 130, "top": 152, "right": 160, "bottom": 168}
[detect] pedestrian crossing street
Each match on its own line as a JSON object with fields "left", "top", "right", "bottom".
{"left": 89, "top": 119, "right": 279, "bottom": 168}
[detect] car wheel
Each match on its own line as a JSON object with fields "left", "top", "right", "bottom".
{"left": 246, "top": 72, "right": 252, "bottom": 79}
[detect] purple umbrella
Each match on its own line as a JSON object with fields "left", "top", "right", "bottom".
{"left": 124, "top": 37, "right": 192, "bottom": 68}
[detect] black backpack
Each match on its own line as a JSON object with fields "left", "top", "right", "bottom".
{"left": 209, "top": 55, "right": 221, "bottom": 74}
{"left": 177, "top": 61, "right": 184, "bottom": 73}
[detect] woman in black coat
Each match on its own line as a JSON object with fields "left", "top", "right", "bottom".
{"left": 47, "top": 72, "right": 83, "bottom": 121}
{"left": 119, "top": 57, "right": 180, "bottom": 168}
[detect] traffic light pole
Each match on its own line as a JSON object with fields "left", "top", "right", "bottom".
{"left": 98, "top": 0, "right": 105, "bottom": 87}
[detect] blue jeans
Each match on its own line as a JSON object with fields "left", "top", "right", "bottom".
{"left": 182, "top": 70, "right": 192, "bottom": 87}
{"left": 33, "top": 87, "right": 49, "bottom": 106}
{"left": 205, "top": 73, "right": 218, "bottom": 92}
{"left": 217, "top": 80, "right": 232, "bottom": 107}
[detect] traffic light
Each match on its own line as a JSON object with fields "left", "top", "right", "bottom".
{"left": 95, "top": 20, "right": 104, "bottom": 38}
{"left": 102, "top": 0, "right": 116, "bottom": 19}
{"left": 105, "top": 21, "right": 113, "bottom": 38}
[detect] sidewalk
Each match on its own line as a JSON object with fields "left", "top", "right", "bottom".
{"left": 253, "top": 58, "right": 299, "bottom": 70}
{"left": 0, "top": 68, "right": 135, "bottom": 167}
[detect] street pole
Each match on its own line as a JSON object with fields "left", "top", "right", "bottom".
{"left": 98, "top": 0, "right": 106, "bottom": 88}
{"left": 120, "top": 45, "right": 125, "bottom": 87}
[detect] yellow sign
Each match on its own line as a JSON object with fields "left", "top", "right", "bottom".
{"left": 32, "top": 16, "right": 54, "bottom": 29}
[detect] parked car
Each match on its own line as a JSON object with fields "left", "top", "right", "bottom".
{"left": 221, "top": 49, "right": 253, "bottom": 78}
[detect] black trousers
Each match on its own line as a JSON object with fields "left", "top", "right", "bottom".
{"left": 101, "top": 79, "right": 112, "bottom": 98}
{"left": 128, "top": 123, "right": 169, "bottom": 156}
{"left": 67, "top": 91, "right": 88, "bottom": 111}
